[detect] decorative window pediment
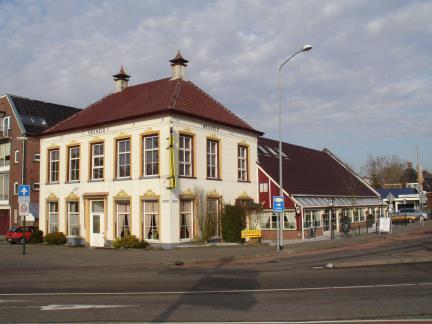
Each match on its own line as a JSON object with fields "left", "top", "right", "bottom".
{"left": 180, "top": 188, "right": 195, "bottom": 199}
{"left": 47, "top": 193, "right": 59, "bottom": 202}
{"left": 66, "top": 192, "right": 79, "bottom": 201}
{"left": 114, "top": 189, "right": 130, "bottom": 200}
{"left": 207, "top": 189, "right": 220, "bottom": 198}
{"left": 142, "top": 189, "right": 159, "bottom": 199}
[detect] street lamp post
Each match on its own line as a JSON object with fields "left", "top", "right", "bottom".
{"left": 277, "top": 44, "right": 312, "bottom": 251}
{"left": 17, "top": 136, "right": 27, "bottom": 255}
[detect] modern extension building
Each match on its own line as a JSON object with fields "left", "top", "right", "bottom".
{"left": 39, "top": 52, "right": 261, "bottom": 248}
{"left": 0, "top": 95, "right": 79, "bottom": 234}
{"left": 256, "top": 137, "right": 383, "bottom": 240}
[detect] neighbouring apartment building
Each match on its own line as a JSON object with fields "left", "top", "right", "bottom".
{"left": 39, "top": 52, "right": 261, "bottom": 248}
{"left": 256, "top": 137, "right": 383, "bottom": 240}
{"left": 0, "top": 95, "right": 80, "bottom": 234}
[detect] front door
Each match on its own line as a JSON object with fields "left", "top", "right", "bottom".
{"left": 90, "top": 200, "right": 105, "bottom": 247}
{"left": 323, "top": 209, "right": 337, "bottom": 235}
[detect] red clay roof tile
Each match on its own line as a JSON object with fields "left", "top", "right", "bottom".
{"left": 45, "top": 78, "right": 260, "bottom": 135}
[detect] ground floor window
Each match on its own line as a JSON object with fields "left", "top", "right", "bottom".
{"left": 116, "top": 201, "right": 130, "bottom": 238}
{"left": 260, "top": 210, "right": 296, "bottom": 230}
{"left": 359, "top": 208, "right": 366, "bottom": 222}
{"left": 143, "top": 200, "right": 159, "bottom": 240}
{"left": 180, "top": 199, "right": 193, "bottom": 239}
{"left": 48, "top": 201, "right": 59, "bottom": 233}
{"left": 323, "top": 209, "right": 337, "bottom": 231}
{"left": 283, "top": 210, "right": 296, "bottom": 230}
{"left": 260, "top": 210, "right": 277, "bottom": 229}
{"left": 67, "top": 201, "right": 79, "bottom": 236}
{"left": 304, "top": 210, "right": 321, "bottom": 228}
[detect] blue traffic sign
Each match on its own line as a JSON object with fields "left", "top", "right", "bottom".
{"left": 18, "top": 185, "right": 30, "bottom": 197}
{"left": 273, "top": 196, "right": 284, "bottom": 212}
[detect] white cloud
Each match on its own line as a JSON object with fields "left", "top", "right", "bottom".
{"left": 0, "top": 0, "right": 431, "bottom": 169}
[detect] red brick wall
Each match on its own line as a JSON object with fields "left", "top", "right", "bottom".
{"left": 0, "top": 97, "right": 40, "bottom": 225}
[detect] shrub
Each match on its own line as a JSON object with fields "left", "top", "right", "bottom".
{"left": 112, "top": 235, "right": 147, "bottom": 249}
{"left": 44, "top": 232, "right": 67, "bottom": 245}
{"left": 222, "top": 204, "right": 245, "bottom": 242}
{"left": 29, "top": 230, "right": 44, "bottom": 243}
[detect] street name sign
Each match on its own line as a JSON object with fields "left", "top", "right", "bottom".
{"left": 273, "top": 196, "right": 284, "bottom": 213}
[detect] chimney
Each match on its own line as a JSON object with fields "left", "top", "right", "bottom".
{"left": 169, "top": 51, "right": 189, "bottom": 80}
{"left": 113, "top": 66, "right": 130, "bottom": 92}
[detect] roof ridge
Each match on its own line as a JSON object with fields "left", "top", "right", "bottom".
{"left": 185, "top": 80, "right": 255, "bottom": 130}
{"left": 169, "top": 79, "right": 182, "bottom": 109}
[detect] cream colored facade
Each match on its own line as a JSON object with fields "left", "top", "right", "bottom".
{"left": 39, "top": 114, "right": 258, "bottom": 247}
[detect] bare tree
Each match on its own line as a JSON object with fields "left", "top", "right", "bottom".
{"left": 194, "top": 186, "right": 215, "bottom": 242}
{"left": 361, "top": 154, "right": 405, "bottom": 189}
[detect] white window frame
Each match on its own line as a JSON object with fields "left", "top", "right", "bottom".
{"left": 117, "top": 139, "right": 131, "bottom": 179}
{"left": 304, "top": 209, "right": 321, "bottom": 229}
{"left": 180, "top": 199, "right": 193, "bottom": 240}
{"left": 283, "top": 210, "right": 296, "bottom": 230}
{"left": 0, "top": 142, "right": 11, "bottom": 166}
{"left": 238, "top": 145, "right": 248, "bottom": 181}
{"left": 91, "top": 142, "right": 104, "bottom": 180}
{"left": 32, "top": 182, "right": 40, "bottom": 191}
{"left": 143, "top": 135, "right": 159, "bottom": 176}
{"left": 259, "top": 183, "right": 268, "bottom": 193}
{"left": 143, "top": 200, "right": 159, "bottom": 240}
{"left": 14, "top": 150, "right": 19, "bottom": 163}
{"left": 2, "top": 116, "right": 10, "bottom": 136}
{"left": 68, "top": 146, "right": 80, "bottom": 182}
{"left": 49, "top": 149, "right": 59, "bottom": 183}
{"left": 67, "top": 201, "right": 79, "bottom": 236}
{"left": 206, "top": 139, "right": 218, "bottom": 179}
{"left": 13, "top": 181, "right": 18, "bottom": 196}
{"left": 179, "top": 135, "right": 193, "bottom": 177}
{"left": 48, "top": 201, "right": 59, "bottom": 233}
{"left": 33, "top": 153, "right": 40, "bottom": 162}
{"left": 116, "top": 201, "right": 131, "bottom": 238}
{"left": 0, "top": 173, "right": 9, "bottom": 200}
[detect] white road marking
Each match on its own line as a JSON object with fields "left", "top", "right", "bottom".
{"left": 0, "top": 282, "right": 431, "bottom": 297}
{"left": 0, "top": 299, "right": 29, "bottom": 304}
{"left": 41, "top": 304, "right": 133, "bottom": 311}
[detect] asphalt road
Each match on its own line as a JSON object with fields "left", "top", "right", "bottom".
{"left": 1, "top": 236, "right": 432, "bottom": 322}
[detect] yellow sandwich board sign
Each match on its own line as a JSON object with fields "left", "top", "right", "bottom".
{"left": 241, "top": 229, "right": 262, "bottom": 238}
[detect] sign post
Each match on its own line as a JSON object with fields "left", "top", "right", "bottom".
{"left": 18, "top": 185, "right": 30, "bottom": 255}
{"left": 273, "top": 196, "right": 284, "bottom": 251}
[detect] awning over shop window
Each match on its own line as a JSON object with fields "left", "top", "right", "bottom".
{"left": 293, "top": 196, "right": 381, "bottom": 208}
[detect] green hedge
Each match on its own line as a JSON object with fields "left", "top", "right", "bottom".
{"left": 112, "top": 235, "right": 147, "bottom": 249}
{"left": 44, "top": 232, "right": 67, "bottom": 245}
{"left": 29, "top": 230, "right": 44, "bottom": 243}
{"left": 222, "top": 205, "right": 245, "bottom": 242}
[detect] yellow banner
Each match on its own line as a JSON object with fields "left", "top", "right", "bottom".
{"left": 241, "top": 229, "right": 262, "bottom": 238}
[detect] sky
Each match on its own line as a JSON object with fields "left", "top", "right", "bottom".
{"left": 1, "top": 0, "right": 431, "bottom": 173}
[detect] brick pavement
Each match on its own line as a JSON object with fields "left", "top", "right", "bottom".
{"left": 0, "top": 222, "right": 431, "bottom": 272}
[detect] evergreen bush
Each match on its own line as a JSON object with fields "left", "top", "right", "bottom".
{"left": 29, "top": 230, "right": 44, "bottom": 243}
{"left": 112, "top": 235, "right": 147, "bottom": 249}
{"left": 44, "top": 232, "right": 67, "bottom": 245}
{"left": 222, "top": 204, "right": 245, "bottom": 242}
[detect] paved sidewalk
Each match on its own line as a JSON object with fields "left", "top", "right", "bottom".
{"left": 1, "top": 222, "right": 431, "bottom": 272}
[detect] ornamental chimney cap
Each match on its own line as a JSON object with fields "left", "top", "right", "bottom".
{"left": 113, "top": 66, "right": 130, "bottom": 81}
{"left": 169, "top": 51, "right": 189, "bottom": 67}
